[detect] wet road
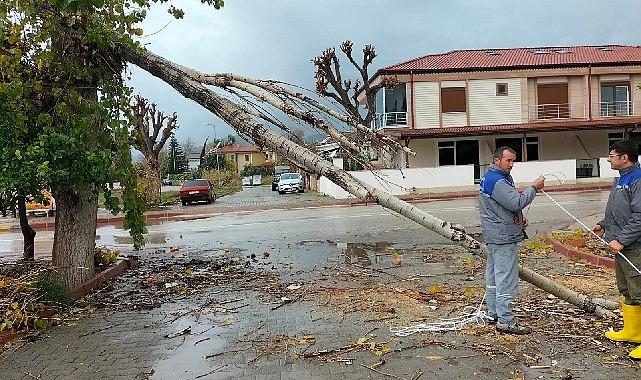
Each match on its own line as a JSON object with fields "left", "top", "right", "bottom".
{"left": 0, "top": 189, "right": 610, "bottom": 262}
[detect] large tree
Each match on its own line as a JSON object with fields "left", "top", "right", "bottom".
{"left": 130, "top": 95, "right": 177, "bottom": 206}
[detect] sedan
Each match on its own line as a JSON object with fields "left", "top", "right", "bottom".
{"left": 277, "top": 173, "right": 304, "bottom": 194}
{"left": 179, "top": 179, "right": 215, "bottom": 206}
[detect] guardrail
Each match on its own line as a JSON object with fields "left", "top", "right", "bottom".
{"left": 600, "top": 101, "right": 634, "bottom": 117}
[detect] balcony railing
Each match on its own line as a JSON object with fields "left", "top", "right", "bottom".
{"left": 372, "top": 112, "right": 408, "bottom": 131}
{"left": 528, "top": 103, "right": 585, "bottom": 120}
{"left": 600, "top": 101, "right": 634, "bottom": 117}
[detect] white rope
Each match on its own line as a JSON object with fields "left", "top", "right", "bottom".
{"left": 390, "top": 293, "right": 490, "bottom": 336}
{"left": 391, "top": 172, "right": 641, "bottom": 337}
{"left": 540, "top": 188, "right": 641, "bottom": 276}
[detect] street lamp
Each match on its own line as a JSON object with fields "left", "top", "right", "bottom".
{"left": 214, "top": 141, "right": 222, "bottom": 172}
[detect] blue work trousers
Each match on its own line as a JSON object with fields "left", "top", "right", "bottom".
{"left": 485, "top": 242, "right": 519, "bottom": 325}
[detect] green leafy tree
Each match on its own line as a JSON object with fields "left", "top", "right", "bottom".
{"left": 0, "top": 0, "right": 222, "bottom": 287}
{"left": 200, "top": 151, "right": 227, "bottom": 171}
{"left": 164, "top": 135, "right": 189, "bottom": 175}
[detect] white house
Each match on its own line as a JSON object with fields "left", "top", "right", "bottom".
{"left": 320, "top": 45, "right": 641, "bottom": 198}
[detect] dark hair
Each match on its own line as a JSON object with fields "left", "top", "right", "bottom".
{"left": 610, "top": 140, "right": 639, "bottom": 162}
{"left": 492, "top": 146, "right": 516, "bottom": 160}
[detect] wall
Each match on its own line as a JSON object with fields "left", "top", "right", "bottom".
{"left": 511, "top": 160, "right": 577, "bottom": 183}
{"left": 442, "top": 112, "right": 467, "bottom": 127}
{"left": 407, "top": 139, "right": 437, "bottom": 167}
{"left": 538, "top": 130, "right": 610, "bottom": 160}
{"left": 319, "top": 166, "right": 475, "bottom": 199}
{"left": 413, "top": 82, "right": 440, "bottom": 128}
{"left": 468, "top": 78, "right": 522, "bottom": 126}
{"left": 569, "top": 76, "right": 586, "bottom": 118}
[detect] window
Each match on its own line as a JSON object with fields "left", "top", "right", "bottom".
{"left": 438, "top": 140, "right": 480, "bottom": 180}
{"left": 438, "top": 141, "right": 455, "bottom": 165}
{"left": 438, "top": 140, "right": 480, "bottom": 166}
{"left": 495, "top": 138, "right": 522, "bottom": 161}
{"left": 496, "top": 83, "right": 508, "bottom": 96}
{"left": 441, "top": 87, "right": 466, "bottom": 113}
{"left": 601, "top": 83, "right": 631, "bottom": 116}
{"left": 525, "top": 137, "right": 539, "bottom": 161}
{"left": 608, "top": 132, "right": 624, "bottom": 148}
{"left": 244, "top": 154, "right": 250, "bottom": 161}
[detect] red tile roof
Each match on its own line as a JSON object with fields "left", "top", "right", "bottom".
{"left": 381, "top": 45, "right": 641, "bottom": 74}
{"left": 218, "top": 145, "right": 260, "bottom": 153}
{"left": 386, "top": 117, "right": 641, "bottom": 138}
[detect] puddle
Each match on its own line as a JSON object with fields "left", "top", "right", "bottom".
{"left": 338, "top": 241, "right": 395, "bottom": 267}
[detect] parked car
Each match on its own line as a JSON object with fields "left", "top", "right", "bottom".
{"left": 179, "top": 179, "right": 215, "bottom": 206}
{"left": 162, "top": 178, "right": 173, "bottom": 186}
{"left": 272, "top": 165, "right": 291, "bottom": 191}
{"left": 277, "top": 172, "right": 304, "bottom": 194}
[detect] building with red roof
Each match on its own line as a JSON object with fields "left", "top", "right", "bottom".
{"left": 363, "top": 45, "right": 641, "bottom": 184}
{"left": 213, "top": 144, "right": 277, "bottom": 175}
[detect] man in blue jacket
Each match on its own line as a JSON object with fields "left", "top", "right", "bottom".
{"left": 593, "top": 139, "right": 641, "bottom": 359}
{"left": 480, "top": 146, "right": 545, "bottom": 335}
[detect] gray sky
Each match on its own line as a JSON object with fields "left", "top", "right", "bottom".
{"left": 128, "top": 0, "right": 641, "bottom": 145}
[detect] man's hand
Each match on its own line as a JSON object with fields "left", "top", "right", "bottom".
{"left": 592, "top": 225, "right": 604, "bottom": 238}
{"left": 608, "top": 240, "right": 624, "bottom": 252}
{"left": 532, "top": 175, "right": 545, "bottom": 191}
{"left": 523, "top": 217, "right": 529, "bottom": 229}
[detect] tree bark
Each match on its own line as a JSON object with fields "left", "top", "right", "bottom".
{"left": 16, "top": 195, "right": 35, "bottom": 261}
{"left": 144, "top": 156, "right": 161, "bottom": 206}
{"left": 52, "top": 188, "right": 97, "bottom": 289}
{"left": 126, "top": 47, "right": 616, "bottom": 318}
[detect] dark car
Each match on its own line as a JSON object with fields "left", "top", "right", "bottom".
{"left": 179, "top": 179, "right": 215, "bottom": 206}
{"left": 272, "top": 165, "right": 291, "bottom": 191}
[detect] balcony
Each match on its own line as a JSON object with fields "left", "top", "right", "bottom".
{"left": 600, "top": 101, "right": 634, "bottom": 117}
{"left": 528, "top": 103, "right": 585, "bottom": 120}
{"left": 372, "top": 112, "right": 408, "bottom": 131}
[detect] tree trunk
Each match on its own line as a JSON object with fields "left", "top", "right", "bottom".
{"left": 51, "top": 188, "right": 97, "bottom": 289}
{"left": 126, "top": 47, "right": 616, "bottom": 317}
{"left": 16, "top": 195, "right": 35, "bottom": 261}
{"left": 144, "top": 157, "right": 161, "bottom": 206}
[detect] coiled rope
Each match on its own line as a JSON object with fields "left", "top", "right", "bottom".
{"left": 390, "top": 293, "right": 490, "bottom": 336}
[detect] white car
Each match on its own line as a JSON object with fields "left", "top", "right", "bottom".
{"left": 277, "top": 173, "right": 304, "bottom": 194}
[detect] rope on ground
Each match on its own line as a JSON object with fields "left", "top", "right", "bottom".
{"left": 389, "top": 293, "right": 489, "bottom": 336}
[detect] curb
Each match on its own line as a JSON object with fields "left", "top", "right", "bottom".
{"left": 69, "top": 257, "right": 140, "bottom": 300}
{"left": 543, "top": 235, "right": 615, "bottom": 269}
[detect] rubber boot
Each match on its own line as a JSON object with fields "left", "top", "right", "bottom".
{"left": 630, "top": 344, "right": 641, "bottom": 359}
{"left": 604, "top": 304, "right": 641, "bottom": 343}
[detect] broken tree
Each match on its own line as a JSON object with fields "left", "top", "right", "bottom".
{"left": 125, "top": 45, "right": 617, "bottom": 318}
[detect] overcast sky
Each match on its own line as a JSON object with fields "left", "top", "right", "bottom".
{"left": 128, "top": 0, "right": 641, "bottom": 145}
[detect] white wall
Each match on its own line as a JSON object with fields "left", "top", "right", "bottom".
{"left": 413, "top": 82, "right": 440, "bottom": 129}
{"left": 442, "top": 112, "right": 467, "bottom": 127}
{"left": 469, "top": 78, "right": 522, "bottom": 126}
{"left": 599, "top": 158, "right": 618, "bottom": 178}
{"left": 319, "top": 166, "right": 475, "bottom": 199}
{"left": 512, "top": 159, "right": 577, "bottom": 184}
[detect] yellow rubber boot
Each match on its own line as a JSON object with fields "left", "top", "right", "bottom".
{"left": 630, "top": 344, "right": 641, "bottom": 359}
{"left": 604, "top": 304, "right": 641, "bottom": 343}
